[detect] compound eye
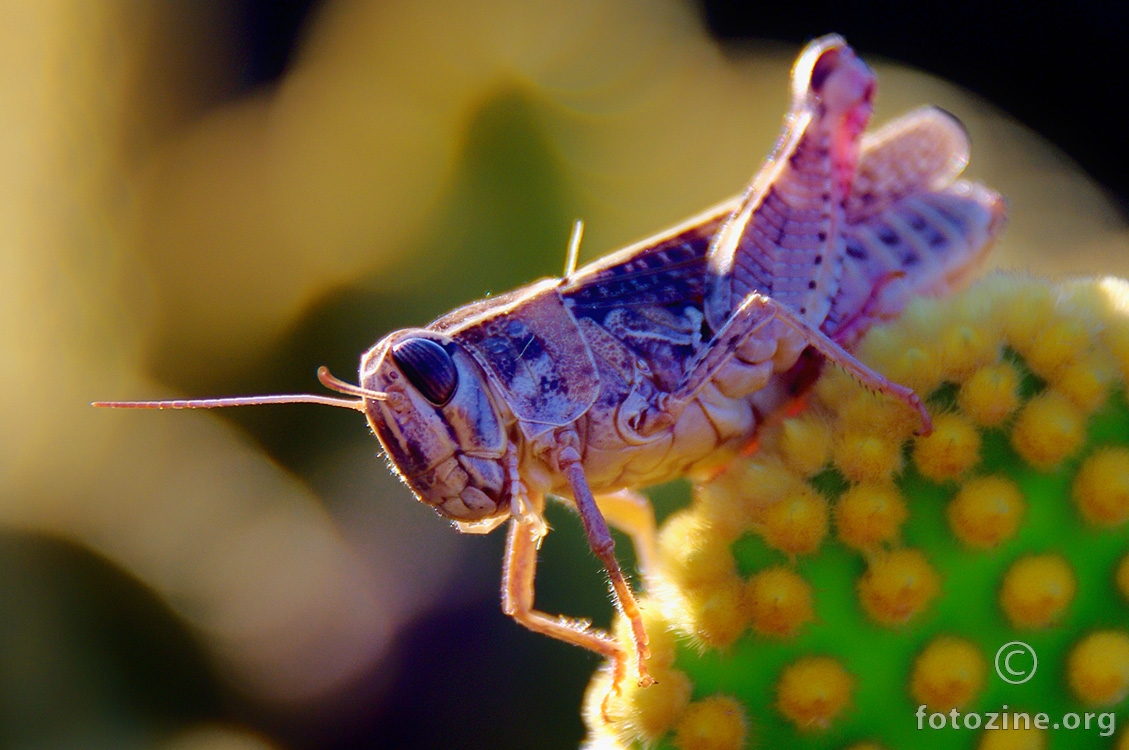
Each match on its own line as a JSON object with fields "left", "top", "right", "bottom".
{"left": 391, "top": 337, "right": 458, "bottom": 405}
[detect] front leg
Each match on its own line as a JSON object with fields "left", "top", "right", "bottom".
{"left": 553, "top": 434, "right": 654, "bottom": 688}
{"left": 501, "top": 514, "right": 623, "bottom": 669}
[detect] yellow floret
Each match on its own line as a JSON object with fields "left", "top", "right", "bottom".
{"left": 1052, "top": 354, "right": 1116, "bottom": 412}
{"left": 691, "top": 480, "right": 751, "bottom": 545}
{"left": 958, "top": 361, "right": 1021, "bottom": 427}
{"left": 1103, "top": 315, "right": 1129, "bottom": 383}
{"left": 1010, "top": 391, "right": 1086, "bottom": 470}
{"left": 775, "top": 655, "right": 854, "bottom": 730}
{"left": 855, "top": 320, "right": 943, "bottom": 396}
{"left": 910, "top": 636, "right": 986, "bottom": 710}
{"left": 999, "top": 280, "right": 1056, "bottom": 357}
{"left": 913, "top": 412, "right": 982, "bottom": 481}
{"left": 939, "top": 322, "right": 998, "bottom": 380}
{"left": 1066, "top": 630, "right": 1129, "bottom": 706}
{"left": 976, "top": 723, "right": 1047, "bottom": 750}
{"left": 1072, "top": 447, "right": 1129, "bottom": 526}
{"left": 756, "top": 485, "right": 829, "bottom": 556}
{"left": 852, "top": 324, "right": 905, "bottom": 376}
{"left": 778, "top": 411, "right": 833, "bottom": 476}
{"left": 700, "top": 456, "right": 805, "bottom": 535}
{"left": 947, "top": 475, "right": 1025, "bottom": 548}
{"left": 658, "top": 509, "right": 738, "bottom": 588}
{"left": 834, "top": 483, "right": 908, "bottom": 550}
{"left": 857, "top": 548, "right": 942, "bottom": 626}
{"left": 832, "top": 429, "right": 905, "bottom": 484}
{"left": 886, "top": 346, "right": 945, "bottom": 400}
{"left": 999, "top": 554, "right": 1076, "bottom": 629}
{"left": 672, "top": 695, "right": 748, "bottom": 750}
{"left": 587, "top": 662, "right": 693, "bottom": 747}
{"left": 746, "top": 566, "right": 815, "bottom": 637}
{"left": 813, "top": 365, "right": 864, "bottom": 411}
{"left": 669, "top": 574, "right": 750, "bottom": 650}
{"left": 1023, "top": 317, "right": 1093, "bottom": 379}
{"left": 834, "top": 384, "right": 921, "bottom": 438}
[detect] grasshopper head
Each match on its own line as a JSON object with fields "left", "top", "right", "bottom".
{"left": 360, "top": 329, "right": 513, "bottom": 524}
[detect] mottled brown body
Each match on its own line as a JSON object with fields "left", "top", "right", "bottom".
{"left": 97, "top": 34, "right": 1006, "bottom": 694}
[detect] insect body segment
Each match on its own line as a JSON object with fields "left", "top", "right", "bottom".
{"left": 94, "top": 34, "right": 1006, "bottom": 698}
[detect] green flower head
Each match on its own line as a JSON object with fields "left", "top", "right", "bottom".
{"left": 586, "top": 273, "right": 1129, "bottom": 750}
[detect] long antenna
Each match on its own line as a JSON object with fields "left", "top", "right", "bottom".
{"left": 92, "top": 366, "right": 382, "bottom": 413}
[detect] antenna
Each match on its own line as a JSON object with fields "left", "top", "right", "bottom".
{"left": 563, "top": 219, "right": 585, "bottom": 278}
{"left": 92, "top": 367, "right": 383, "bottom": 413}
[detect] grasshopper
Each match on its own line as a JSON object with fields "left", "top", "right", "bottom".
{"left": 96, "top": 35, "right": 1005, "bottom": 690}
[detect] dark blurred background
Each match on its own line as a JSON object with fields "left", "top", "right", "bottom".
{"left": 238, "top": 0, "right": 1128, "bottom": 214}
{"left": 2, "top": 2, "right": 1125, "bottom": 750}
{"left": 702, "top": 0, "right": 1129, "bottom": 216}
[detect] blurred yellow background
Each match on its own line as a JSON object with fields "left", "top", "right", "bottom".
{"left": 1, "top": 1, "right": 1125, "bottom": 748}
